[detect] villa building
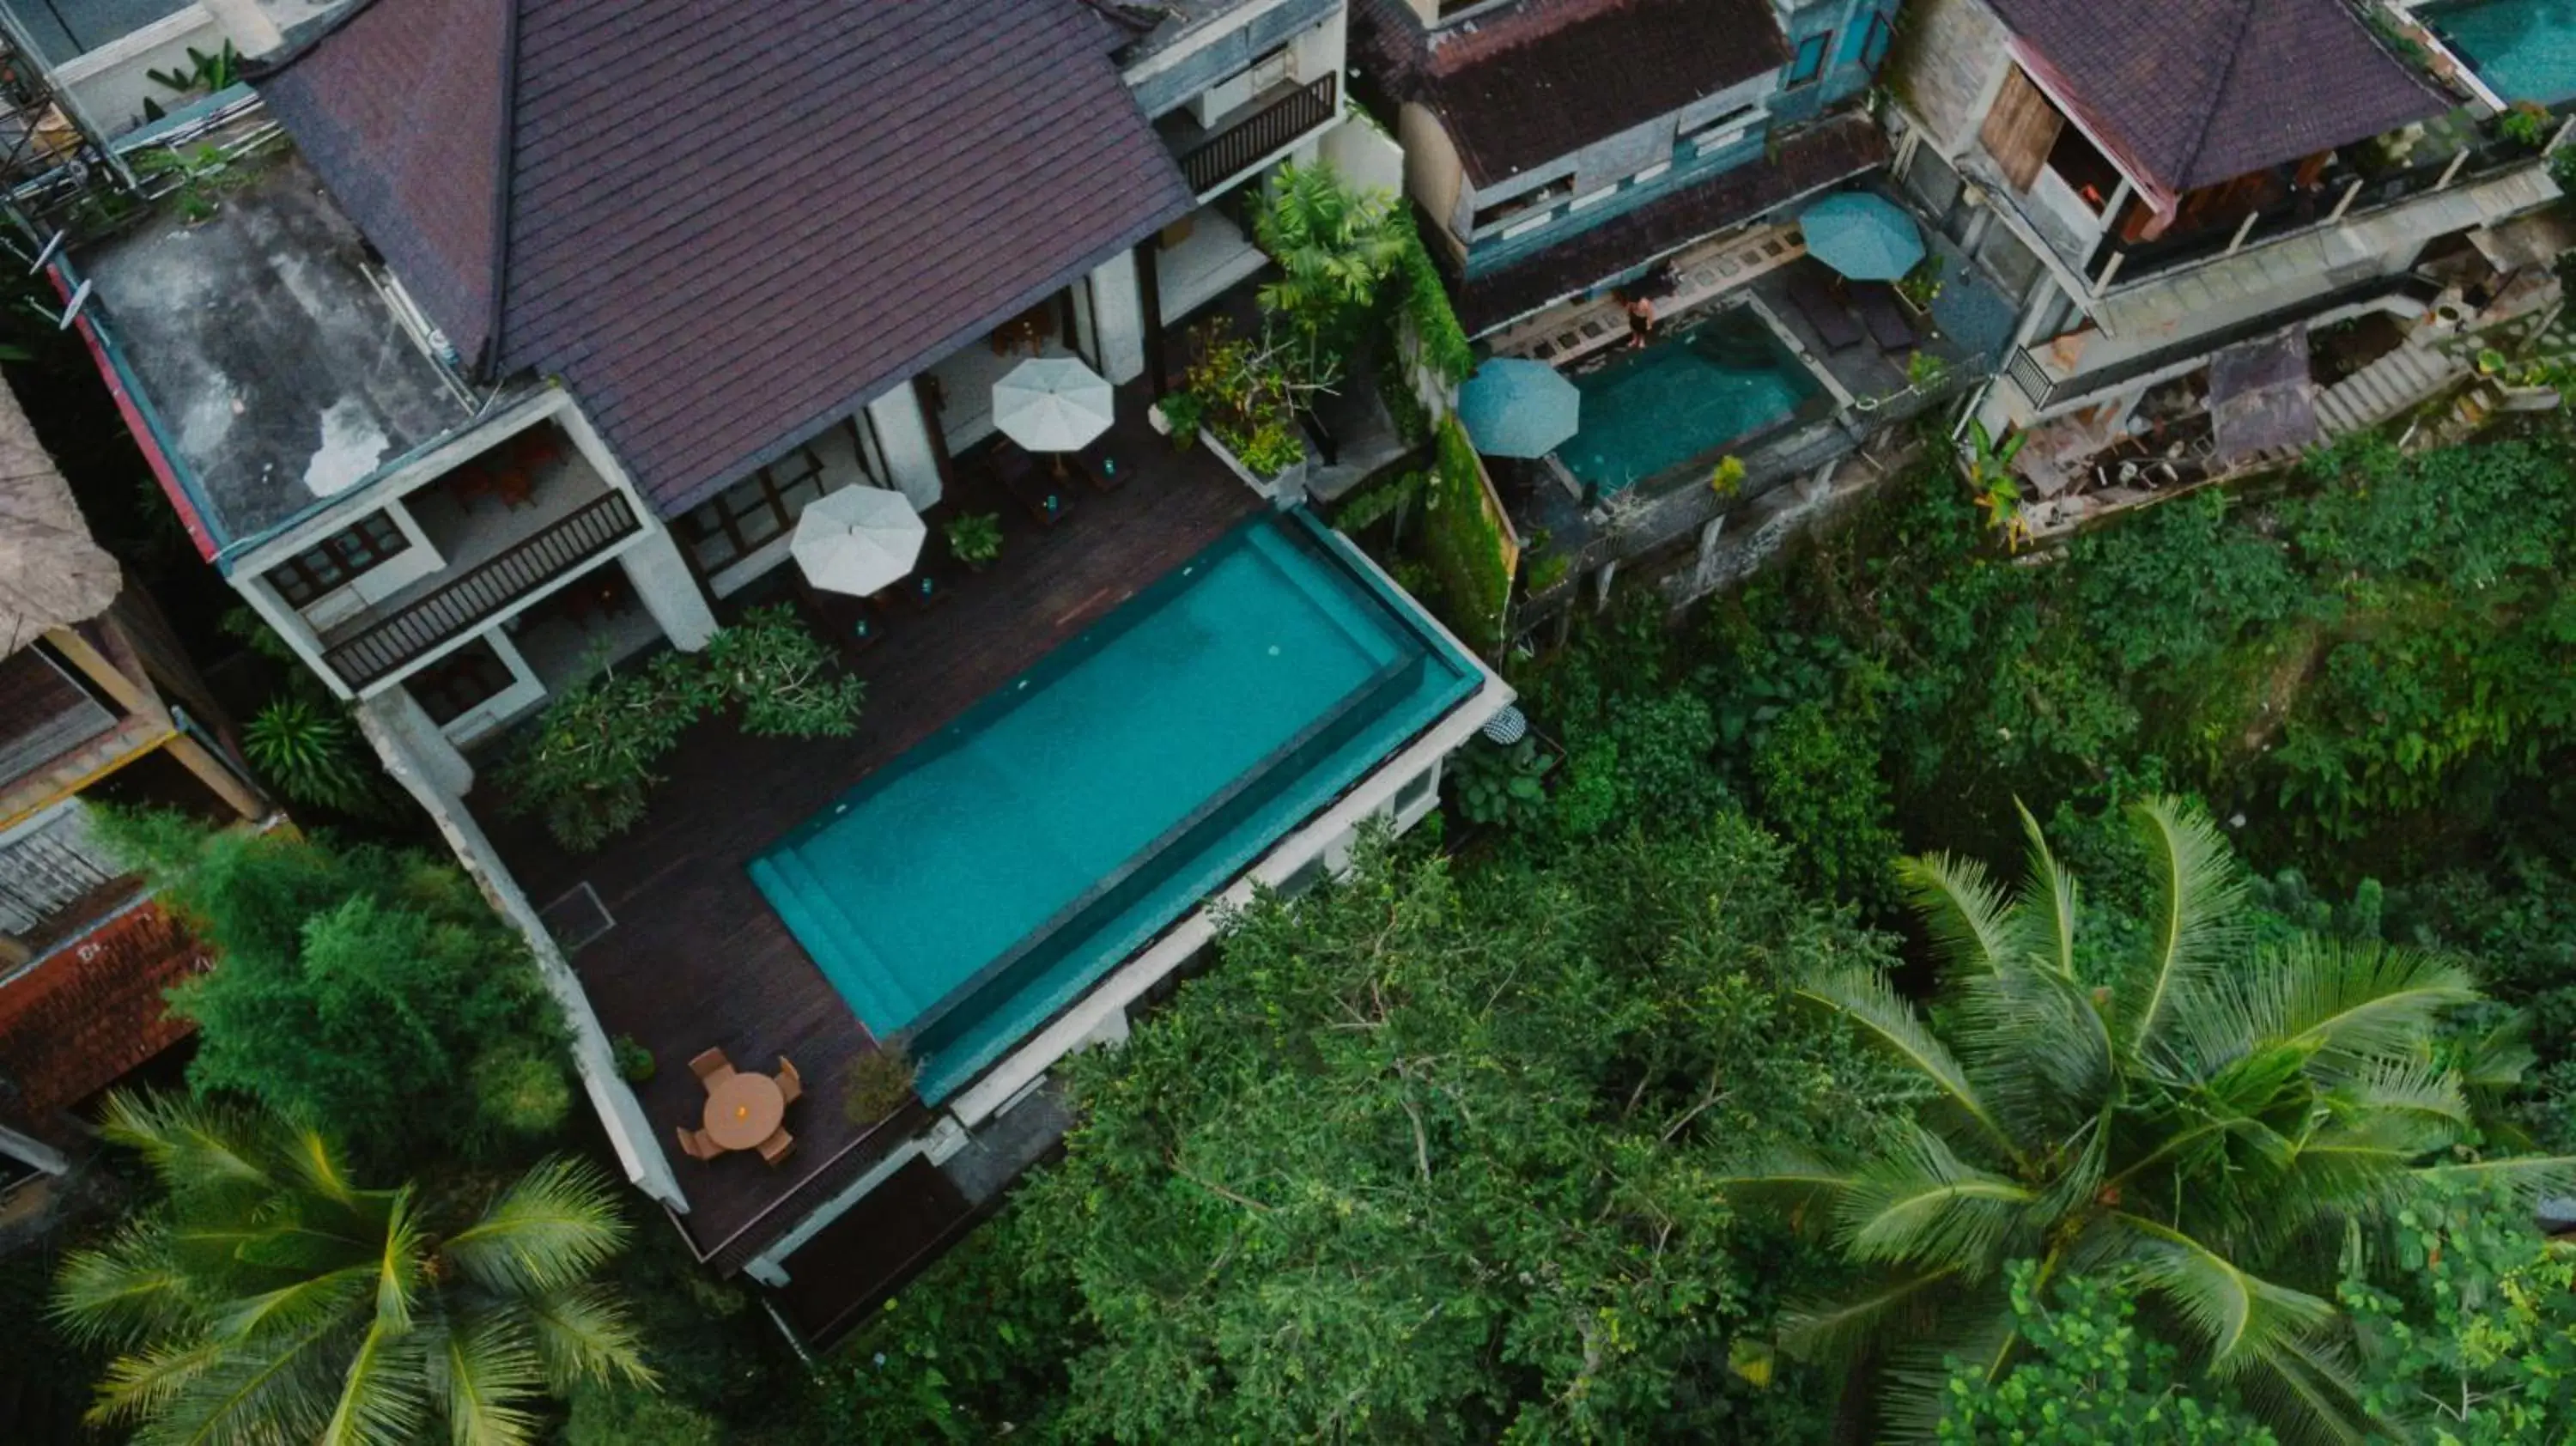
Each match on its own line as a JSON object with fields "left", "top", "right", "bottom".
{"left": 1887, "top": 0, "right": 2571, "bottom": 529}
{"left": 31, "top": 0, "right": 1508, "bottom": 1340}
{"left": 0, "top": 376, "right": 268, "bottom": 1208}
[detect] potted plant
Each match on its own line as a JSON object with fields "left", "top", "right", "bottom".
{"left": 945, "top": 511, "right": 1003, "bottom": 570}
{"left": 1894, "top": 256, "right": 1945, "bottom": 319}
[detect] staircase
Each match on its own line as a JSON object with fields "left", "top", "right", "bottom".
{"left": 2312, "top": 339, "right": 2467, "bottom": 440}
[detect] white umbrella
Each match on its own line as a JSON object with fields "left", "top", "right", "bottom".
{"left": 790, "top": 485, "right": 927, "bottom": 597}
{"left": 993, "top": 356, "right": 1114, "bottom": 457}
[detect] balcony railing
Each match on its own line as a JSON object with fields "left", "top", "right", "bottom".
{"left": 2009, "top": 272, "right": 2441, "bottom": 413}
{"left": 2079, "top": 128, "right": 2549, "bottom": 292}
{"left": 1176, "top": 72, "right": 1337, "bottom": 195}
{"left": 322, "top": 491, "right": 641, "bottom": 692}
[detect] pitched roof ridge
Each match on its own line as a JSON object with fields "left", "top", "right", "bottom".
{"left": 2169, "top": 0, "right": 2260, "bottom": 187}
{"left": 477, "top": 0, "right": 523, "bottom": 379}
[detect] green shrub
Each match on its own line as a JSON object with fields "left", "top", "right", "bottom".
{"left": 1418, "top": 416, "right": 1515, "bottom": 653}
{"left": 1448, "top": 733, "right": 1553, "bottom": 829}
{"left": 944, "top": 511, "right": 1002, "bottom": 567}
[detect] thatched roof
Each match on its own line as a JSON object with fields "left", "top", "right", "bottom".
{"left": 0, "top": 378, "right": 119, "bottom": 658}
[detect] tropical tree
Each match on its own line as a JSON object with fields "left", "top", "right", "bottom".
{"left": 1726, "top": 798, "right": 2573, "bottom": 1442}
{"left": 52, "top": 1091, "right": 650, "bottom": 1445}
{"left": 1253, "top": 161, "right": 1406, "bottom": 337}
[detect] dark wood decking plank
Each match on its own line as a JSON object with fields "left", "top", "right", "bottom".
{"left": 476, "top": 398, "right": 1261, "bottom": 1260}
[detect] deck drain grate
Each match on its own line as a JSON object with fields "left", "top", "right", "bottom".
{"left": 538, "top": 883, "right": 614, "bottom": 952}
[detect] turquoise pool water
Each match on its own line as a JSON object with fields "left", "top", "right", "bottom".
{"left": 750, "top": 513, "right": 1479, "bottom": 1101}
{"left": 2429, "top": 0, "right": 2576, "bottom": 104}
{"left": 1558, "top": 307, "right": 1826, "bottom": 496}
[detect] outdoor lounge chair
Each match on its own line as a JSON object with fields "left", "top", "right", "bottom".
{"left": 674, "top": 1126, "right": 719, "bottom": 1162}
{"left": 989, "top": 441, "right": 1076, "bottom": 529}
{"left": 776, "top": 1055, "right": 803, "bottom": 1106}
{"left": 1851, "top": 283, "right": 1919, "bottom": 353}
{"left": 689, "top": 1048, "right": 735, "bottom": 1089}
{"left": 1784, "top": 269, "right": 1867, "bottom": 352}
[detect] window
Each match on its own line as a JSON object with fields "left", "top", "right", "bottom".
{"left": 1979, "top": 64, "right": 2066, "bottom": 191}
{"left": 264, "top": 512, "right": 410, "bottom": 607}
{"left": 1860, "top": 13, "right": 1893, "bottom": 70}
{"left": 408, "top": 640, "right": 518, "bottom": 726}
{"left": 2046, "top": 121, "right": 2122, "bottom": 214}
{"left": 1471, "top": 176, "right": 1574, "bottom": 233}
{"left": 1680, "top": 104, "right": 1765, "bottom": 155}
{"left": 1786, "top": 32, "right": 1832, "bottom": 88}
{"left": 678, "top": 444, "right": 832, "bottom": 575}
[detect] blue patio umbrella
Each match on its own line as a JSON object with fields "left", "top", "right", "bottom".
{"left": 1456, "top": 357, "right": 1582, "bottom": 459}
{"left": 1799, "top": 192, "right": 1926, "bottom": 282}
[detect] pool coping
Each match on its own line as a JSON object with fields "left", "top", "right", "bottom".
{"left": 747, "top": 507, "right": 1491, "bottom": 1103}
{"left": 1554, "top": 297, "right": 1846, "bottom": 499}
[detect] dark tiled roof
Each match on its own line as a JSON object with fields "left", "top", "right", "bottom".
{"left": 1450, "top": 113, "right": 1889, "bottom": 335}
{"left": 0, "top": 899, "right": 205, "bottom": 1132}
{"left": 262, "top": 0, "right": 1194, "bottom": 519}
{"left": 1352, "top": 0, "right": 1789, "bottom": 188}
{"left": 1986, "top": 0, "right": 2449, "bottom": 193}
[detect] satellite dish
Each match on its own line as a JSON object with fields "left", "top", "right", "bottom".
{"left": 30, "top": 229, "right": 65, "bottom": 273}
{"left": 57, "top": 278, "right": 92, "bottom": 327}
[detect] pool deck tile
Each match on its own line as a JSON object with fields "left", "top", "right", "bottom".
{"left": 471, "top": 388, "right": 1263, "bottom": 1267}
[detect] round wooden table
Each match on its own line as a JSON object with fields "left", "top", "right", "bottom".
{"left": 702, "top": 1072, "right": 786, "bottom": 1151}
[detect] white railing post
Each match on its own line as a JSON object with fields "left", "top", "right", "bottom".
{"left": 2327, "top": 177, "right": 2365, "bottom": 225}
{"left": 2224, "top": 210, "right": 2261, "bottom": 256}
{"left": 2091, "top": 249, "right": 2125, "bottom": 297}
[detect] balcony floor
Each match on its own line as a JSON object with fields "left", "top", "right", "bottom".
{"left": 472, "top": 390, "right": 1262, "bottom": 1267}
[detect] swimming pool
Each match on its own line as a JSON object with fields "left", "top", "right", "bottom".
{"left": 1557, "top": 307, "right": 1826, "bottom": 497}
{"left": 749, "top": 513, "right": 1481, "bottom": 1101}
{"left": 2427, "top": 0, "right": 2576, "bottom": 105}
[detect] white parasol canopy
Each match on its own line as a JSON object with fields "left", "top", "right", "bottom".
{"left": 790, "top": 485, "right": 927, "bottom": 597}
{"left": 993, "top": 356, "right": 1114, "bottom": 454}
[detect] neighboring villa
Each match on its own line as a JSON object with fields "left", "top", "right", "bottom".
{"left": 1348, "top": 0, "right": 2019, "bottom": 603}
{"left": 32, "top": 0, "right": 1509, "bottom": 1340}
{"left": 1889, "top": 0, "right": 2572, "bottom": 532}
{"left": 0, "top": 377, "right": 269, "bottom": 1208}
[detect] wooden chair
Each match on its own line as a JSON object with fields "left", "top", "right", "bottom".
{"left": 689, "top": 1048, "right": 735, "bottom": 1090}
{"left": 674, "top": 1126, "right": 719, "bottom": 1162}
{"left": 776, "top": 1055, "right": 803, "bottom": 1106}
{"left": 756, "top": 1128, "right": 796, "bottom": 1167}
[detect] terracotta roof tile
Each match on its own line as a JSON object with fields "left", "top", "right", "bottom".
{"left": 1449, "top": 112, "right": 1889, "bottom": 334}
{"left": 1352, "top": 0, "right": 1789, "bottom": 187}
{"left": 0, "top": 898, "right": 206, "bottom": 1129}
{"left": 260, "top": 0, "right": 1194, "bottom": 519}
{"left": 1985, "top": 0, "right": 2450, "bottom": 193}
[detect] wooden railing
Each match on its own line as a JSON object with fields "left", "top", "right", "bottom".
{"left": 1176, "top": 73, "right": 1337, "bottom": 196}
{"left": 322, "top": 491, "right": 641, "bottom": 691}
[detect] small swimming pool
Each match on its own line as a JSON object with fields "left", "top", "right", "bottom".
{"left": 1557, "top": 307, "right": 1826, "bottom": 497}
{"left": 749, "top": 513, "right": 1479, "bottom": 1101}
{"left": 2426, "top": 0, "right": 2576, "bottom": 105}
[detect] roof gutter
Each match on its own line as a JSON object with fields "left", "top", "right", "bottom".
{"left": 46, "top": 258, "right": 223, "bottom": 565}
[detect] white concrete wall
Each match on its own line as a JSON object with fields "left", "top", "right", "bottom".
{"left": 293, "top": 495, "right": 445, "bottom": 634}
{"left": 54, "top": 5, "right": 227, "bottom": 137}
{"left": 619, "top": 529, "right": 717, "bottom": 652}
{"left": 355, "top": 692, "right": 688, "bottom": 1212}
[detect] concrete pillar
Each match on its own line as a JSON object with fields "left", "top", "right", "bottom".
{"left": 866, "top": 386, "right": 945, "bottom": 510}
{"left": 1089, "top": 251, "right": 1150, "bottom": 387}
{"left": 618, "top": 532, "right": 719, "bottom": 653}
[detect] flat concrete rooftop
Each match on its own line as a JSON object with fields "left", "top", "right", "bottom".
{"left": 73, "top": 142, "right": 478, "bottom": 556}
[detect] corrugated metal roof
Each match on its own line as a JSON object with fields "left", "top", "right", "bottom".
{"left": 1986, "top": 0, "right": 2450, "bottom": 194}
{"left": 261, "top": 0, "right": 1194, "bottom": 519}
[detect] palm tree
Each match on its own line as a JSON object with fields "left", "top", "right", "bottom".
{"left": 53, "top": 1092, "right": 651, "bottom": 1445}
{"left": 1253, "top": 161, "right": 1407, "bottom": 329}
{"left": 1726, "top": 799, "right": 2572, "bottom": 1443}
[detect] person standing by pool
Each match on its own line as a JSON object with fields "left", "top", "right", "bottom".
{"left": 1623, "top": 292, "right": 1656, "bottom": 349}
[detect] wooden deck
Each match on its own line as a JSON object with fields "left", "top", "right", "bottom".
{"left": 474, "top": 397, "right": 1261, "bottom": 1265}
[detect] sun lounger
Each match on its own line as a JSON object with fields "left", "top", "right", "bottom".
{"left": 1851, "top": 283, "right": 1919, "bottom": 352}
{"left": 1785, "top": 270, "right": 1866, "bottom": 352}
{"left": 990, "top": 441, "right": 1076, "bottom": 529}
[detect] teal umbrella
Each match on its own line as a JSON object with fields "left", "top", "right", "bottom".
{"left": 1457, "top": 358, "right": 1581, "bottom": 459}
{"left": 1799, "top": 193, "right": 1925, "bottom": 281}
